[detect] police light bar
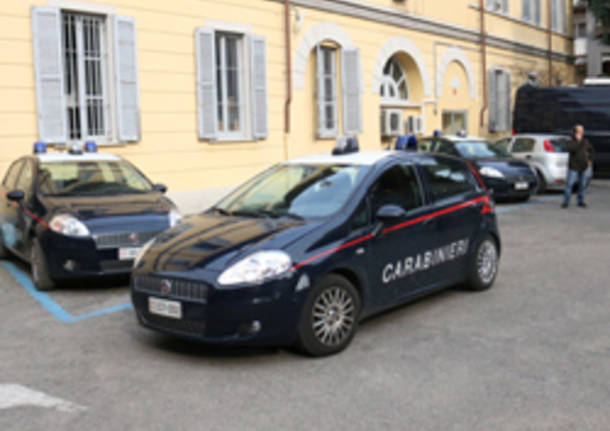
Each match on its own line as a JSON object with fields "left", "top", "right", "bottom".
{"left": 33, "top": 141, "right": 47, "bottom": 154}
{"left": 68, "top": 142, "right": 84, "bottom": 155}
{"left": 332, "top": 136, "right": 359, "bottom": 155}
{"left": 84, "top": 140, "right": 98, "bottom": 153}
{"left": 433, "top": 130, "right": 442, "bottom": 137}
{"left": 394, "top": 135, "right": 418, "bottom": 151}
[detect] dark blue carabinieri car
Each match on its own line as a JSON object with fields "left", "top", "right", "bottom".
{"left": 0, "top": 143, "right": 180, "bottom": 290}
{"left": 418, "top": 135, "right": 538, "bottom": 201}
{"left": 131, "top": 142, "right": 501, "bottom": 356}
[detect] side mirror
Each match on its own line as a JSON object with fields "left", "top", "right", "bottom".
{"left": 6, "top": 190, "right": 25, "bottom": 202}
{"left": 153, "top": 183, "right": 167, "bottom": 194}
{"left": 375, "top": 204, "right": 406, "bottom": 222}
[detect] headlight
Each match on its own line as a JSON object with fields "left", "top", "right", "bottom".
{"left": 218, "top": 250, "right": 292, "bottom": 286}
{"left": 168, "top": 209, "right": 181, "bottom": 227}
{"left": 49, "top": 214, "right": 90, "bottom": 237}
{"left": 479, "top": 166, "right": 505, "bottom": 179}
{"left": 133, "top": 238, "right": 155, "bottom": 268}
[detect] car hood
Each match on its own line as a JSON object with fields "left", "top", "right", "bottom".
{"left": 39, "top": 193, "right": 174, "bottom": 220}
{"left": 472, "top": 158, "right": 533, "bottom": 175}
{"left": 138, "top": 213, "right": 321, "bottom": 273}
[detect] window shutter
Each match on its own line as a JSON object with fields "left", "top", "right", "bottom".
{"left": 522, "top": 0, "right": 530, "bottom": 21}
{"left": 502, "top": 0, "right": 508, "bottom": 13}
{"left": 32, "top": 7, "right": 67, "bottom": 144}
{"left": 502, "top": 72, "right": 511, "bottom": 132}
{"left": 551, "top": 0, "right": 558, "bottom": 30}
{"left": 559, "top": 0, "right": 566, "bottom": 33}
{"left": 534, "top": 0, "right": 541, "bottom": 24}
{"left": 341, "top": 48, "right": 362, "bottom": 135}
{"left": 316, "top": 45, "right": 326, "bottom": 138}
{"left": 488, "top": 69, "right": 498, "bottom": 133}
{"left": 195, "top": 28, "right": 217, "bottom": 140}
{"left": 250, "top": 35, "right": 268, "bottom": 139}
{"left": 113, "top": 16, "right": 140, "bottom": 142}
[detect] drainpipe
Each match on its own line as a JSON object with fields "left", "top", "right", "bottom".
{"left": 479, "top": 0, "right": 487, "bottom": 128}
{"left": 284, "top": 0, "right": 292, "bottom": 134}
{"left": 547, "top": 0, "right": 553, "bottom": 84}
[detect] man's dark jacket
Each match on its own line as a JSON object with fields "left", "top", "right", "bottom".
{"left": 567, "top": 138, "right": 595, "bottom": 172}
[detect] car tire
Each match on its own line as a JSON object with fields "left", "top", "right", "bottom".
{"left": 464, "top": 235, "right": 499, "bottom": 292}
{"left": 31, "top": 239, "right": 54, "bottom": 291}
{"left": 535, "top": 170, "right": 547, "bottom": 194}
{"left": 295, "top": 274, "right": 361, "bottom": 357}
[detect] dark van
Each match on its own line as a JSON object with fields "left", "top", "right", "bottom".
{"left": 513, "top": 86, "right": 610, "bottom": 177}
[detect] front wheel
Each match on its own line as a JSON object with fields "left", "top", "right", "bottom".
{"left": 464, "top": 235, "right": 499, "bottom": 291}
{"left": 31, "top": 239, "right": 55, "bottom": 291}
{"left": 295, "top": 274, "right": 361, "bottom": 357}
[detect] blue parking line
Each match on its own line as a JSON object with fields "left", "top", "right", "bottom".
{"left": 0, "top": 260, "right": 131, "bottom": 323}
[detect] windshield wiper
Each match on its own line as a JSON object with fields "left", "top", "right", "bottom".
{"left": 210, "top": 206, "right": 231, "bottom": 216}
{"left": 230, "top": 209, "right": 270, "bottom": 218}
{"left": 258, "top": 209, "right": 305, "bottom": 221}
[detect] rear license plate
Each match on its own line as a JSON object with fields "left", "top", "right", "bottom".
{"left": 515, "top": 181, "right": 529, "bottom": 190}
{"left": 119, "top": 247, "right": 141, "bottom": 260}
{"left": 148, "top": 297, "right": 182, "bottom": 319}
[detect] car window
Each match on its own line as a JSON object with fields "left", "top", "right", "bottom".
{"left": 494, "top": 138, "right": 512, "bottom": 152}
{"left": 216, "top": 164, "right": 371, "bottom": 219}
{"left": 435, "top": 141, "right": 460, "bottom": 157}
{"left": 549, "top": 139, "right": 569, "bottom": 152}
{"left": 420, "top": 157, "right": 475, "bottom": 201}
{"left": 512, "top": 138, "right": 535, "bottom": 153}
{"left": 350, "top": 200, "right": 369, "bottom": 231}
{"left": 370, "top": 164, "right": 422, "bottom": 214}
{"left": 418, "top": 139, "right": 437, "bottom": 152}
{"left": 455, "top": 141, "right": 511, "bottom": 159}
{"left": 2, "top": 160, "right": 23, "bottom": 189}
{"left": 14, "top": 160, "right": 35, "bottom": 199}
{"left": 38, "top": 160, "right": 154, "bottom": 196}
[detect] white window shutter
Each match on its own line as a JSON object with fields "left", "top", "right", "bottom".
{"left": 488, "top": 69, "right": 498, "bottom": 133}
{"left": 250, "top": 35, "right": 268, "bottom": 139}
{"left": 32, "top": 7, "right": 67, "bottom": 144}
{"left": 195, "top": 28, "right": 217, "bottom": 140}
{"left": 341, "top": 48, "right": 362, "bottom": 135}
{"left": 316, "top": 45, "right": 326, "bottom": 138}
{"left": 504, "top": 71, "right": 512, "bottom": 132}
{"left": 114, "top": 16, "right": 140, "bottom": 142}
{"left": 534, "top": 0, "right": 541, "bottom": 24}
{"left": 502, "top": 0, "right": 508, "bottom": 13}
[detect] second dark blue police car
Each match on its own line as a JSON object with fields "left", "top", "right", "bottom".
{"left": 0, "top": 142, "right": 180, "bottom": 291}
{"left": 131, "top": 139, "right": 501, "bottom": 356}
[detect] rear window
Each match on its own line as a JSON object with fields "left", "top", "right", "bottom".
{"left": 549, "top": 139, "right": 569, "bottom": 152}
{"left": 512, "top": 138, "right": 535, "bottom": 153}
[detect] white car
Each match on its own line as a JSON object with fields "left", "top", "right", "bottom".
{"left": 494, "top": 134, "right": 571, "bottom": 192}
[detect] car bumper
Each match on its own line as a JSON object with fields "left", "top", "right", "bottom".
{"left": 484, "top": 176, "right": 537, "bottom": 199}
{"left": 131, "top": 273, "right": 305, "bottom": 346}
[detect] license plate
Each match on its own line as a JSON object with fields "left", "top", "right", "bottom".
{"left": 118, "top": 247, "right": 141, "bottom": 260}
{"left": 514, "top": 181, "right": 529, "bottom": 190}
{"left": 148, "top": 297, "right": 182, "bottom": 319}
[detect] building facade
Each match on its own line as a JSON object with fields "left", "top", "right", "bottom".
{"left": 1, "top": 0, "right": 574, "bottom": 194}
{"left": 574, "top": 0, "right": 610, "bottom": 83}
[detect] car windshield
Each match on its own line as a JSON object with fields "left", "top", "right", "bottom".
{"left": 214, "top": 163, "right": 371, "bottom": 219}
{"left": 455, "top": 141, "right": 511, "bottom": 159}
{"left": 38, "top": 160, "right": 154, "bottom": 196}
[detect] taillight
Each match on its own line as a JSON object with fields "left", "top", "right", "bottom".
{"left": 543, "top": 139, "right": 555, "bottom": 152}
{"left": 511, "top": 129, "right": 516, "bottom": 136}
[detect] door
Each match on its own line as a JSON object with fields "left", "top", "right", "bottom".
{"left": 366, "top": 163, "right": 432, "bottom": 308}
{"left": 417, "top": 156, "right": 482, "bottom": 284}
{"left": 12, "top": 160, "right": 37, "bottom": 256}
{"left": 0, "top": 160, "right": 25, "bottom": 253}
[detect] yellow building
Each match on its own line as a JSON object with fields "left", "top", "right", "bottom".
{"left": 0, "top": 0, "right": 574, "bottom": 194}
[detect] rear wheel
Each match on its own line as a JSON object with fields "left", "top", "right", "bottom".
{"left": 464, "top": 235, "right": 499, "bottom": 291}
{"left": 295, "top": 274, "right": 361, "bottom": 357}
{"left": 31, "top": 239, "right": 54, "bottom": 291}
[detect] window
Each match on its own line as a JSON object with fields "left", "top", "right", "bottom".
{"left": 486, "top": 0, "right": 508, "bottom": 13}
{"left": 488, "top": 68, "right": 511, "bottom": 133}
{"left": 380, "top": 57, "right": 409, "bottom": 104}
{"left": 350, "top": 200, "right": 369, "bottom": 231}
{"left": 3, "top": 161, "right": 24, "bottom": 189}
{"left": 195, "top": 28, "right": 267, "bottom": 141}
{"left": 420, "top": 158, "right": 475, "bottom": 201}
{"left": 442, "top": 111, "right": 468, "bottom": 136}
{"left": 551, "top": 0, "right": 566, "bottom": 33}
{"left": 216, "top": 32, "right": 244, "bottom": 137}
{"left": 435, "top": 141, "right": 461, "bottom": 157}
{"left": 370, "top": 164, "right": 422, "bottom": 213}
{"left": 522, "top": 0, "right": 541, "bottom": 24}
{"left": 494, "top": 137, "right": 512, "bottom": 152}
{"left": 317, "top": 45, "right": 338, "bottom": 138}
{"left": 576, "top": 22, "right": 587, "bottom": 38}
{"left": 15, "top": 161, "right": 35, "bottom": 200}
{"left": 32, "top": 7, "right": 140, "bottom": 144}
{"left": 512, "top": 138, "right": 535, "bottom": 152}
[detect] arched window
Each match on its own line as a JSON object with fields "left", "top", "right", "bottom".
{"left": 380, "top": 57, "right": 409, "bottom": 103}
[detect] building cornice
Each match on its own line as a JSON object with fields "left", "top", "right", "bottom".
{"left": 268, "top": 0, "right": 573, "bottom": 64}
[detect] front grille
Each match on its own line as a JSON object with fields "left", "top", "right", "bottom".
{"left": 134, "top": 276, "right": 209, "bottom": 303}
{"left": 141, "top": 312, "right": 206, "bottom": 337}
{"left": 100, "top": 260, "right": 133, "bottom": 272}
{"left": 93, "top": 231, "right": 160, "bottom": 249}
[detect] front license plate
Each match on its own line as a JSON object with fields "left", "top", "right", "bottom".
{"left": 148, "top": 297, "right": 182, "bottom": 319}
{"left": 119, "top": 247, "right": 141, "bottom": 260}
{"left": 515, "top": 181, "right": 529, "bottom": 190}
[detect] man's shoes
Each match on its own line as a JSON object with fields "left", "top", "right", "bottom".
{"left": 561, "top": 203, "right": 568, "bottom": 209}
{"left": 578, "top": 202, "right": 587, "bottom": 208}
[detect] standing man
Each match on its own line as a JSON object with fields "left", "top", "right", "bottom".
{"left": 562, "top": 124, "right": 595, "bottom": 208}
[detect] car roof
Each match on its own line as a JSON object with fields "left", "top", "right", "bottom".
{"left": 284, "top": 150, "right": 402, "bottom": 166}
{"left": 35, "top": 152, "right": 122, "bottom": 163}
{"left": 511, "top": 133, "right": 570, "bottom": 139}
